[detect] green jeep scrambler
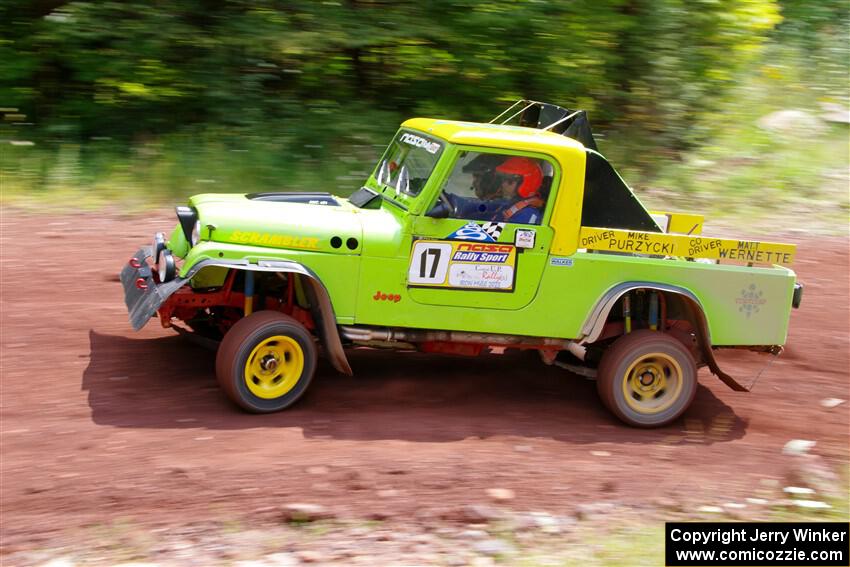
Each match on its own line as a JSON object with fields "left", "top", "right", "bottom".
{"left": 120, "top": 101, "right": 802, "bottom": 427}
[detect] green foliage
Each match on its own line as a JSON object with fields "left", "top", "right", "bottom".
{"left": 2, "top": 1, "right": 783, "bottom": 142}
{"left": 1, "top": 0, "right": 847, "bottom": 224}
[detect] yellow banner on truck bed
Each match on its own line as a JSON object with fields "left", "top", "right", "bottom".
{"left": 579, "top": 227, "right": 795, "bottom": 266}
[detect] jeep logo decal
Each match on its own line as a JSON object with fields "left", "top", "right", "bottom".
{"left": 373, "top": 291, "right": 401, "bottom": 303}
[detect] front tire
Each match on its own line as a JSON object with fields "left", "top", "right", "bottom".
{"left": 597, "top": 330, "right": 697, "bottom": 428}
{"left": 216, "top": 311, "right": 317, "bottom": 412}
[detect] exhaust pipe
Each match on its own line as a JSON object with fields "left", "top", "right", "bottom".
{"left": 340, "top": 325, "right": 586, "bottom": 359}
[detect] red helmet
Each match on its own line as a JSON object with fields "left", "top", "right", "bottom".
{"left": 495, "top": 157, "right": 543, "bottom": 198}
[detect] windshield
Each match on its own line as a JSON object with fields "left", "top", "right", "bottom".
{"left": 372, "top": 130, "right": 443, "bottom": 197}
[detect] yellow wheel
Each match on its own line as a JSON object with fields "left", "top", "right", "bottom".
{"left": 244, "top": 335, "right": 305, "bottom": 399}
{"left": 216, "top": 311, "right": 317, "bottom": 413}
{"left": 598, "top": 330, "right": 697, "bottom": 427}
{"left": 621, "top": 353, "right": 683, "bottom": 415}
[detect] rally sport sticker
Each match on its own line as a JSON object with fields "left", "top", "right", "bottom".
{"left": 408, "top": 240, "right": 516, "bottom": 290}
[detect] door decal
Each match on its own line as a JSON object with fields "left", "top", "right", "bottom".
{"left": 408, "top": 240, "right": 516, "bottom": 290}
{"left": 408, "top": 242, "right": 452, "bottom": 285}
{"left": 446, "top": 221, "right": 505, "bottom": 242}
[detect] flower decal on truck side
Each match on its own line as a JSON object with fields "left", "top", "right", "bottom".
{"left": 736, "top": 284, "right": 766, "bottom": 318}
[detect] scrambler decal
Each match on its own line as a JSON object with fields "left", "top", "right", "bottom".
{"left": 228, "top": 231, "right": 319, "bottom": 250}
{"left": 408, "top": 240, "right": 516, "bottom": 290}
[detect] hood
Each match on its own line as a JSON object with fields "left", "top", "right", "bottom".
{"left": 189, "top": 192, "right": 364, "bottom": 254}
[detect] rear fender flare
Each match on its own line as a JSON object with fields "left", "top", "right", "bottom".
{"left": 580, "top": 282, "right": 747, "bottom": 392}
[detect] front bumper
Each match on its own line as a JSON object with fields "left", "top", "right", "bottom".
{"left": 120, "top": 246, "right": 186, "bottom": 330}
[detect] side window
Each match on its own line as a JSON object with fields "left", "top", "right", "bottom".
{"left": 438, "top": 151, "right": 554, "bottom": 226}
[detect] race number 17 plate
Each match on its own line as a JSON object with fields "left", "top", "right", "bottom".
{"left": 408, "top": 240, "right": 516, "bottom": 290}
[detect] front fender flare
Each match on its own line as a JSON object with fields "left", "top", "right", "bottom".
{"left": 579, "top": 281, "right": 748, "bottom": 392}
{"left": 124, "top": 251, "right": 352, "bottom": 376}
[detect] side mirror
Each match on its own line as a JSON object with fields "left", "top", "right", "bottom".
{"left": 426, "top": 201, "right": 450, "bottom": 218}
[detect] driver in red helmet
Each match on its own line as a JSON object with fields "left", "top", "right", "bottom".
{"left": 491, "top": 157, "right": 545, "bottom": 225}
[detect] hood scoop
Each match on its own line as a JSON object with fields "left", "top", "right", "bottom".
{"left": 246, "top": 192, "right": 340, "bottom": 206}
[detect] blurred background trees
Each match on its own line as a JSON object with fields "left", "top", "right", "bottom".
{"left": 1, "top": 0, "right": 847, "bottom": 215}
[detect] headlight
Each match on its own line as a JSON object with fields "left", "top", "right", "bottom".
{"left": 152, "top": 232, "right": 166, "bottom": 264}
{"left": 158, "top": 249, "right": 176, "bottom": 283}
{"left": 191, "top": 220, "right": 201, "bottom": 246}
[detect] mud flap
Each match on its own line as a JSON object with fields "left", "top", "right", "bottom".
{"left": 708, "top": 361, "right": 750, "bottom": 392}
{"left": 708, "top": 346, "right": 783, "bottom": 392}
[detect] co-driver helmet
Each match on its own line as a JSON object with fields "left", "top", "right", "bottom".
{"left": 495, "top": 157, "right": 543, "bottom": 198}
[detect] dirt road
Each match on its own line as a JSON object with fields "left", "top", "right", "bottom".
{"left": 1, "top": 211, "right": 847, "bottom": 557}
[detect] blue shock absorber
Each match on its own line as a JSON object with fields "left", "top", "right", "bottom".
{"left": 649, "top": 291, "right": 659, "bottom": 331}
{"left": 244, "top": 270, "right": 255, "bottom": 316}
{"left": 623, "top": 293, "right": 631, "bottom": 333}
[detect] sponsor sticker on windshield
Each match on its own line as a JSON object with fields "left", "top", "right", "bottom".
{"left": 399, "top": 133, "right": 441, "bottom": 154}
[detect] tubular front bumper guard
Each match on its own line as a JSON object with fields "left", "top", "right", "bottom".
{"left": 120, "top": 247, "right": 187, "bottom": 331}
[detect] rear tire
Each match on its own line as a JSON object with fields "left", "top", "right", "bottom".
{"left": 216, "top": 311, "right": 317, "bottom": 413}
{"left": 597, "top": 330, "right": 697, "bottom": 427}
